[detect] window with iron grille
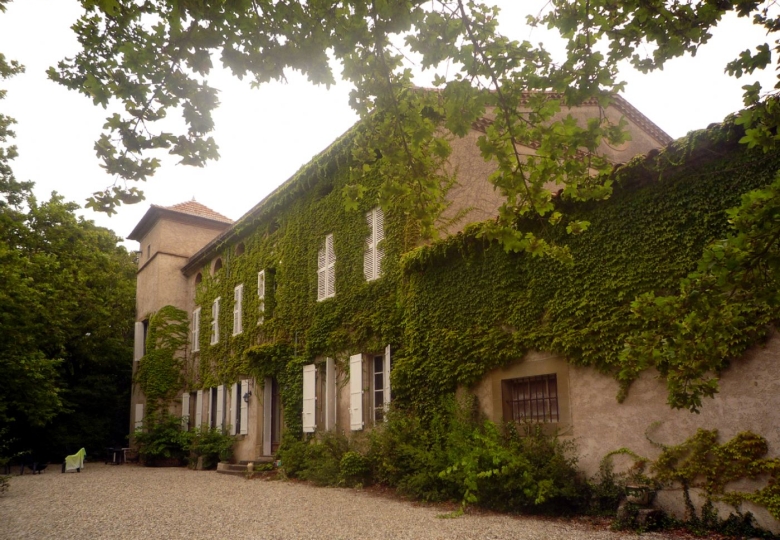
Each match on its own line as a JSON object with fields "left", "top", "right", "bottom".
{"left": 502, "top": 374, "right": 559, "bottom": 423}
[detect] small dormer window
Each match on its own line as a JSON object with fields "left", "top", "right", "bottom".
{"left": 195, "top": 272, "right": 203, "bottom": 286}
{"left": 212, "top": 258, "right": 223, "bottom": 275}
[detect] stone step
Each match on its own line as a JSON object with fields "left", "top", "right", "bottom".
{"left": 216, "top": 462, "right": 250, "bottom": 476}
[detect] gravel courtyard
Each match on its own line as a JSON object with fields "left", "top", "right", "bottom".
{"left": 1, "top": 463, "right": 680, "bottom": 540}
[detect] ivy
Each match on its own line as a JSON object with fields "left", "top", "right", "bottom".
{"left": 135, "top": 305, "right": 188, "bottom": 411}
{"left": 397, "top": 120, "right": 780, "bottom": 413}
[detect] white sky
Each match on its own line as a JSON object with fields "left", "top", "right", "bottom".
{"left": 0, "top": 1, "right": 775, "bottom": 249}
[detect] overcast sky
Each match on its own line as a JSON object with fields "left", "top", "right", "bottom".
{"left": 0, "top": 1, "right": 774, "bottom": 249}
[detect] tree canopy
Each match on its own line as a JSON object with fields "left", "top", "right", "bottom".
{"left": 39, "top": 0, "right": 780, "bottom": 258}
{"left": 0, "top": 182, "right": 137, "bottom": 458}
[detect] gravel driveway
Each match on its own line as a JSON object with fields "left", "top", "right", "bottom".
{"left": 1, "top": 463, "right": 680, "bottom": 540}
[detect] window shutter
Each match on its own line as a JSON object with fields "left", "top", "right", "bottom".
{"left": 375, "top": 207, "right": 385, "bottom": 278}
{"left": 134, "top": 403, "right": 144, "bottom": 430}
{"left": 134, "top": 321, "right": 145, "bottom": 361}
{"left": 326, "top": 234, "right": 336, "bottom": 298}
{"left": 302, "top": 364, "right": 317, "bottom": 433}
{"left": 195, "top": 390, "right": 203, "bottom": 427}
{"left": 216, "top": 385, "right": 225, "bottom": 430}
{"left": 325, "top": 357, "right": 336, "bottom": 431}
{"left": 384, "top": 345, "right": 392, "bottom": 411}
{"left": 364, "top": 211, "right": 375, "bottom": 280}
{"left": 181, "top": 393, "right": 190, "bottom": 431}
{"left": 192, "top": 309, "right": 201, "bottom": 353}
{"left": 233, "top": 285, "right": 243, "bottom": 335}
{"left": 317, "top": 245, "right": 326, "bottom": 301}
{"left": 211, "top": 298, "right": 220, "bottom": 344}
{"left": 349, "top": 354, "right": 364, "bottom": 431}
{"left": 257, "top": 271, "right": 265, "bottom": 324}
{"left": 240, "top": 379, "right": 249, "bottom": 435}
{"left": 263, "top": 378, "right": 272, "bottom": 456}
{"left": 230, "top": 383, "right": 238, "bottom": 436}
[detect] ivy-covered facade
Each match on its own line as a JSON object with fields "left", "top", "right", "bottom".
{"left": 128, "top": 98, "right": 780, "bottom": 529}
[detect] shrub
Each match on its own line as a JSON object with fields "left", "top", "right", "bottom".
{"left": 339, "top": 451, "right": 370, "bottom": 487}
{"left": 133, "top": 412, "right": 191, "bottom": 466}
{"left": 189, "top": 426, "right": 235, "bottom": 469}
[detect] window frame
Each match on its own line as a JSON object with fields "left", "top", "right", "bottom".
{"left": 502, "top": 373, "right": 560, "bottom": 424}
{"left": 257, "top": 270, "right": 266, "bottom": 324}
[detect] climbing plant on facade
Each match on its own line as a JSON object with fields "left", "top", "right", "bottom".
{"left": 135, "top": 306, "right": 189, "bottom": 411}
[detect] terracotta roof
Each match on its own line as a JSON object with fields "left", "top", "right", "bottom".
{"left": 128, "top": 200, "right": 234, "bottom": 241}
{"left": 160, "top": 201, "right": 233, "bottom": 224}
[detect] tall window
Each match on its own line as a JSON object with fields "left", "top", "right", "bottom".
{"left": 233, "top": 284, "right": 243, "bottom": 336}
{"left": 192, "top": 307, "right": 201, "bottom": 352}
{"left": 364, "top": 207, "right": 385, "bottom": 281}
{"left": 502, "top": 374, "right": 559, "bottom": 423}
{"left": 210, "top": 297, "right": 220, "bottom": 345}
{"left": 317, "top": 234, "right": 336, "bottom": 301}
{"left": 257, "top": 270, "right": 266, "bottom": 324}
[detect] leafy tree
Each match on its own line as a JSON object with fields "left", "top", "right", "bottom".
{"left": 0, "top": 184, "right": 137, "bottom": 459}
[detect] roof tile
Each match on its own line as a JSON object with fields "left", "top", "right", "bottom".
{"left": 160, "top": 200, "right": 233, "bottom": 224}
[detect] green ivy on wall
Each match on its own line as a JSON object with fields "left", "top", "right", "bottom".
{"left": 135, "top": 306, "right": 189, "bottom": 411}
{"left": 396, "top": 122, "right": 780, "bottom": 414}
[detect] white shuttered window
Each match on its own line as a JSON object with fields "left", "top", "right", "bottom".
{"left": 317, "top": 234, "right": 336, "bottom": 301}
{"left": 210, "top": 297, "right": 220, "bottom": 344}
{"left": 216, "top": 385, "right": 225, "bottom": 430}
{"left": 230, "top": 383, "right": 239, "bottom": 436}
{"left": 349, "top": 354, "right": 364, "bottom": 431}
{"left": 364, "top": 208, "right": 385, "bottom": 281}
{"left": 192, "top": 308, "right": 201, "bottom": 352}
{"left": 240, "top": 379, "right": 249, "bottom": 436}
{"left": 257, "top": 270, "right": 266, "bottom": 324}
{"left": 233, "top": 285, "right": 243, "bottom": 336}
{"left": 302, "top": 364, "right": 317, "bottom": 433}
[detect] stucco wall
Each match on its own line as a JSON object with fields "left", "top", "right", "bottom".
{"left": 439, "top": 102, "right": 667, "bottom": 236}
{"left": 472, "top": 333, "right": 780, "bottom": 531}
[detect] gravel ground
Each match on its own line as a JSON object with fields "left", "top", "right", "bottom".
{"left": 1, "top": 463, "right": 681, "bottom": 540}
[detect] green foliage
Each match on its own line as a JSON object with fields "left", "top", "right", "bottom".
{"left": 369, "top": 397, "right": 587, "bottom": 513}
{"left": 339, "top": 451, "right": 371, "bottom": 488}
{"left": 135, "top": 306, "right": 188, "bottom": 410}
{"left": 622, "top": 171, "right": 780, "bottom": 411}
{"left": 133, "top": 411, "right": 191, "bottom": 465}
{"left": 398, "top": 126, "right": 780, "bottom": 413}
{"left": 0, "top": 180, "right": 136, "bottom": 460}
{"left": 188, "top": 425, "right": 235, "bottom": 470}
{"left": 650, "top": 429, "right": 780, "bottom": 522}
{"left": 278, "top": 432, "right": 349, "bottom": 487}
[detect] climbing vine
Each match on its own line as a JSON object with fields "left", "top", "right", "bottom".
{"left": 135, "top": 306, "right": 189, "bottom": 412}
{"left": 397, "top": 119, "right": 780, "bottom": 414}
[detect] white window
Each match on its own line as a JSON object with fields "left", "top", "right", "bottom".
{"left": 212, "top": 385, "right": 225, "bottom": 430}
{"left": 210, "top": 297, "right": 220, "bottom": 344}
{"left": 302, "top": 364, "right": 317, "bottom": 433}
{"left": 257, "top": 270, "right": 266, "bottom": 324}
{"left": 233, "top": 284, "right": 243, "bottom": 336}
{"left": 364, "top": 207, "right": 385, "bottom": 281}
{"left": 317, "top": 234, "right": 336, "bottom": 301}
{"left": 192, "top": 308, "right": 201, "bottom": 353}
